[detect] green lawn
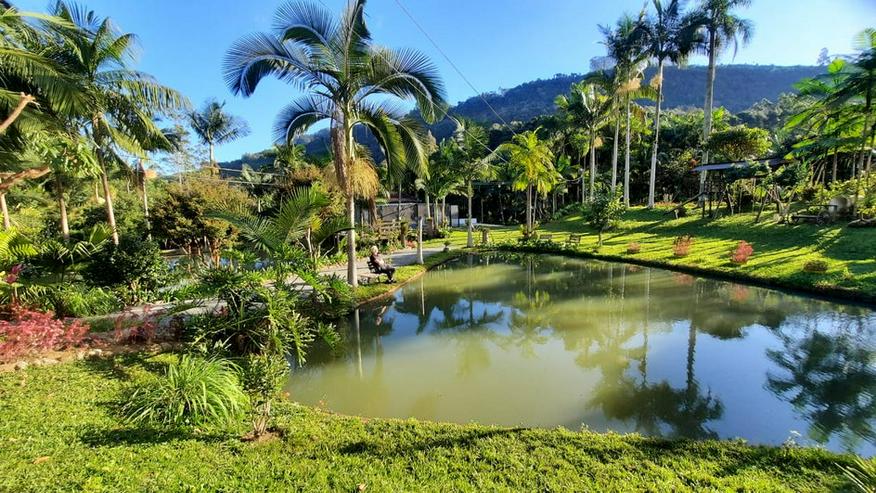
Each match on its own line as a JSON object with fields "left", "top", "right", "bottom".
{"left": 425, "top": 207, "right": 876, "bottom": 301}
{"left": 0, "top": 354, "right": 860, "bottom": 492}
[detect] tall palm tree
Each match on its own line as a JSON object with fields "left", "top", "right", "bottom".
{"left": 643, "top": 0, "right": 700, "bottom": 207}
{"left": 48, "top": 2, "right": 188, "bottom": 245}
{"left": 600, "top": 13, "right": 650, "bottom": 206}
{"left": 495, "top": 130, "right": 557, "bottom": 233}
{"left": 555, "top": 82, "right": 612, "bottom": 202}
{"left": 187, "top": 99, "right": 250, "bottom": 173}
{"left": 826, "top": 29, "right": 876, "bottom": 178}
{"left": 449, "top": 118, "right": 491, "bottom": 247}
{"left": 417, "top": 139, "right": 462, "bottom": 230}
{"left": 224, "top": 0, "right": 446, "bottom": 287}
{"left": 695, "top": 0, "right": 753, "bottom": 189}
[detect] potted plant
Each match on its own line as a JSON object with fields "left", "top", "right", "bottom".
{"left": 443, "top": 240, "right": 451, "bottom": 252}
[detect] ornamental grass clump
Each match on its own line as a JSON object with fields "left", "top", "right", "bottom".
{"left": 626, "top": 242, "right": 641, "bottom": 254}
{"left": 120, "top": 355, "right": 248, "bottom": 430}
{"left": 731, "top": 241, "right": 754, "bottom": 264}
{"left": 803, "top": 259, "right": 829, "bottom": 273}
{"left": 673, "top": 235, "right": 694, "bottom": 257}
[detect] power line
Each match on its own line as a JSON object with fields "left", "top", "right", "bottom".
{"left": 391, "top": 0, "right": 514, "bottom": 131}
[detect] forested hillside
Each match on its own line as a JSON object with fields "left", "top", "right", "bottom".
{"left": 221, "top": 64, "right": 820, "bottom": 170}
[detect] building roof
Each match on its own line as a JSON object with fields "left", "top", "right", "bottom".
{"left": 692, "top": 157, "right": 789, "bottom": 173}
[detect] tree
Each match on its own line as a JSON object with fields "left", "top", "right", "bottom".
{"left": 495, "top": 130, "right": 557, "bottom": 234}
{"left": 600, "top": 13, "right": 650, "bottom": 206}
{"left": 223, "top": 0, "right": 446, "bottom": 286}
{"left": 705, "top": 125, "right": 770, "bottom": 162}
{"left": 585, "top": 184, "right": 626, "bottom": 246}
{"left": 187, "top": 99, "right": 250, "bottom": 174}
{"left": 555, "top": 82, "right": 612, "bottom": 202}
{"left": 417, "top": 139, "right": 462, "bottom": 230}
{"left": 694, "top": 0, "right": 753, "bottom": 185}
{"left": 49, "top": 2, "right": 188, "bottom": 245}
{"left": 449, "top": 118, "right": 491, "bottom": 247}
{"left": 643, "top": 0, "right": 701, "bottom": 207}
{"left": 32, "top": 132, "right": 100, "bottom": 241}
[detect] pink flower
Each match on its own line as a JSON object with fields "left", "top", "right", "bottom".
{"left": 4, "top": 273, "right": 17, "bottom": 284}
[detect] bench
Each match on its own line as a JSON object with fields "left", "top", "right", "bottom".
{"left": 361, "top": 259, "right": 390, "bottom": 284}
{"left": 376, "top": 220, "right": 401, "bottom": 242}
{"left": 539, "top": 233, "right": 555, "bottom": 242}
{"left": 565, "top": 234, "right": 582, "bottom": 247}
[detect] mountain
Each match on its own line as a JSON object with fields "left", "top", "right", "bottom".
{"left": 220, "top": 64, "right": 821, "bottom": 170}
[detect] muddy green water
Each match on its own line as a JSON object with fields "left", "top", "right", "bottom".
{"left": 289, "top": 253, "right": 876, "bottom": 455}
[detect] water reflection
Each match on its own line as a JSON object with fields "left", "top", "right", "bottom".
{"left": 290, "top": 253, "right": 876, "bottom": 455}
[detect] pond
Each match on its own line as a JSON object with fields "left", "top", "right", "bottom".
{"left": 289, "top": 253, "right": 876, "bottom": 456}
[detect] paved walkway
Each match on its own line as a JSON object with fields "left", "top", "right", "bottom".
{"left": 92, "top": 246, "right": 448, "bottom": 323}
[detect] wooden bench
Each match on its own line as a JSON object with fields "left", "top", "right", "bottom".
{"left": 539, "top": 233, "right": 555, "bottom": 242}
{"left": 360, "top": 259, "right": 390, "bottom": 284}
{"left": 565, "top": 234, "right": 582, "bottom": 247}
{"left": 376, "top": 221, "right": 401, "bottom": 242}
{"left": 791, "top": 204, "right": 838, "bottom": 225}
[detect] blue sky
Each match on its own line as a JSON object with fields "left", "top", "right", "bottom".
{"left": 14, "top": 0, "right": 876, "bottom": 162}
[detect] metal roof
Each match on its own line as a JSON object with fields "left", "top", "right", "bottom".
{"left": 692, "top": 157, "right": 789, "bottom": 173}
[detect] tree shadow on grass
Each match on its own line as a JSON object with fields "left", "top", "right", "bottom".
{"left": 77, "top": 424, "right": 231, "bottom": 447}
{"left": 79, "top": 352, "right": 168, "bottom": 382}
{"left": 338, "top": 427, "right": 523, "bottom": 456}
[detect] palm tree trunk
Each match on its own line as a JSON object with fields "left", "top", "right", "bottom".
{"left": 97, "top": 162, "right": 119, "bottom": 245}
{"left": 466, "top": 181, "right": 474, "bottom": 248}
{"left": 332, "top": 116, "right": 357, "bottom": 287}
{"left": 397, "top": 183, "right": 402, "bottom": 220}
{"left": 589, "top": 132, "right": 596, "bottom": 202}
{"left": 611, "top": 114, "right": 620, "bottom": 194}
{"left": 0, "top": 178, "right": 9, "bottom": 230}
{"left": 648, "top": 60, "right": 664, "bottom": 208}
{"left": 56, "top": 174, "right": 70, "bottom": 243}
{"left": 526, "top": 183, "right": 533, "bottom": 233}
{"left": 209, "top": 142, "right": 217, "bottom": 175}
{"left": 623, "top": 95, "right": 632, "bottom": 207}
{"left": 700, "top": 30, "right": 718, "bottom": 201}
{"left": 139, "top": 161, "right": 151, "bottom": 235}
{"left": 832, "top": 149, "right": 838, "bottom": 183}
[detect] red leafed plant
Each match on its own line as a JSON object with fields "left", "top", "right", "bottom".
{"left": 731, "top": 240, "right": 754, "bottom": 264}
{"left": 113, "top": 305, "right": 158, "bottom": 345}
{"left": 0, "top": 306, "right": 89, "bottom": 361}
{"left": 672, "top": 235, "right": 694, "bottom": 257}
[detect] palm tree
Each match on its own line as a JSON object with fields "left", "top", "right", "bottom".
{"left": 695, "top": 0, "right": 753, "bottom": 182}
{"left": 187, "top": 99, "right": 250, "bottom": 174}
{"left": 417, "top": 140, "right": 462, "bottom": 230}
{"left": 495, "top": 130, "right": 557, "bottom": 233}
{"left": 449, "top": 118, "right": 491, "bottom": 247}
{"left": 48, "top": 3, "right": 188, "bottom": 245}
{"left": 643, "top": 0, "right": 700, "bottom": 207}
{"left": 223, "top": 0, "right": 446, "bottom": 287}
{"left": 825, "top": 29, "right": 876, "bottom": 178}
{"left": 600, "top": 13, "right": 650, "bottom": 206}
{"left": 555, "top": 82, "right": 612, "bottom": 201}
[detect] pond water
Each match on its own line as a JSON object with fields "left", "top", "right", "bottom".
{"left": 289, "top": 253, "right": 876, "bottom": 456}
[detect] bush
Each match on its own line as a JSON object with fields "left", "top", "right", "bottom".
{"left": 0, "top": 306, "right": 89, "bottom": 361}
{"left": 731, "top": 241, "right": 754, "bottom": 264}
{"left": 30, "top": 284, "right": 123, "bottom": 318}
{"left": 239, "top": 353, "right": 289, "bottom": 437}
{"left": 626, "top": 243, "right": 641, "bottom": 254}
{"left": 303, "top": 275, "right": 354, "bottom": 320}
{"left": 673, "top": 235, "right": 694, "bottom": 257}
{"left": 85, "top": 237, "right": 170, "bottom": 304}
{"left": 803, "top": 259, "right": 829, "bottom": 273}
{"left": 120, "top": 355, "right": 248, "bottom": 429}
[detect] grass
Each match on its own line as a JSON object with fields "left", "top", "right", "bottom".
{"left": 424, "top": 207, "right": 876, "bottom": 302}
{"left": 0, "top": 354, "right": 861, "bottom": 492}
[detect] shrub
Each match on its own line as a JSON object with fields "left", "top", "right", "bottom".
{"left": 303, "top": 275, "right": 354, "bottom": 320}
{"left": 673, "top": 235, "right": 694, "bottom": 257}
{"left": 803, "top": 259, "right": 829, "bottom": 273}
{"left": 731, "top": 241, "right": 754, "bottom": 264}
{"left": 85, "top": 237, "right": 170, "bottom": 304}
{"left": 239, "top": 353, "right": 289, "bottom": 437}
{"left": 38, "top": 284, "right": 123, "bottom": 318}
{"left": 626, "top": 243, "right": 641, "bottom": 254}
{"left": 0, "top": 306, "right": 89, "bottom": 361}
{"left": 120, "top": 355, "right": 248, "bottom": 429}
{"left": 585, "top": 186, "right": 625, "bottom": 246}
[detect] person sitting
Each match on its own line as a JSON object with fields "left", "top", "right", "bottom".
{"left": 369, "top": 246, "right": 396, "bottom": 282}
